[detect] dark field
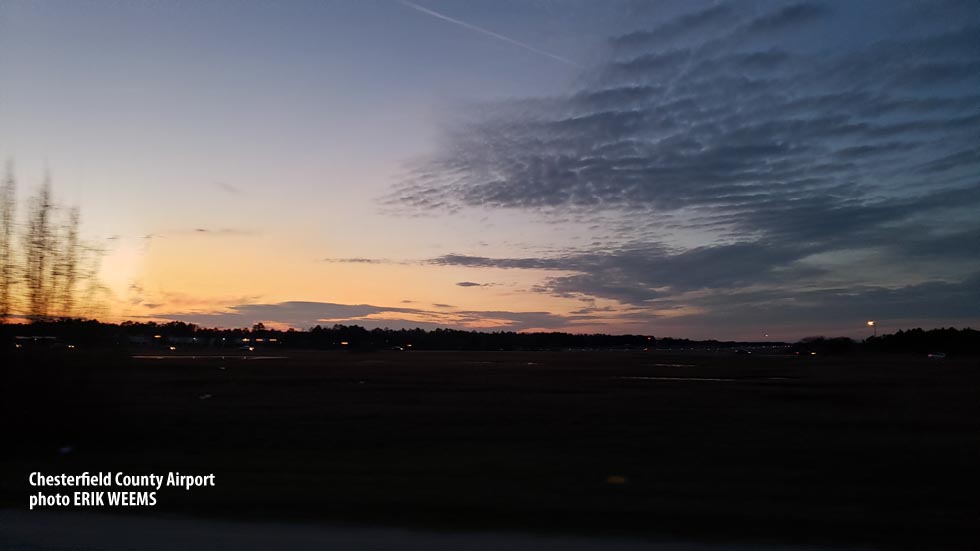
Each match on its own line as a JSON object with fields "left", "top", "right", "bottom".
{"left": 4, "top": 349, "right": 980, "bottom": 549}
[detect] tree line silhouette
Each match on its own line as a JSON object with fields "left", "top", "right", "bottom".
{"left": 864, "top": 327, "right": 980, "bottom": 355}
{"left": 0, "top": 161, "right": 106, "bottom": 322}
{"left": 3, "top": 318, "right": 977, "bottom": 354}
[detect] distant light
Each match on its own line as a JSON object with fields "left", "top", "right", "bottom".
{"left": 154, "top": 335, "right": 162, "bottom": 339}
{"left": 248, "top": 346, "right": 255, "bottom": 351}
{"left": 810, "top": 351, "right": 817, "bottom": 355}
{"left": 255, "top": 338, "right": 264, "bottom": 342}
{"left": 867, "top": 320, "right": 875, "bottom": 326}
{"left": 269, "top": 338, "right": 278, "bottom": 342}
{"left": 340, "top": 341, "right": 349, "bottom": 346}
{"left": 406, "top": 343, "right": 413, "bottom": 348}
{"left": 242, "top": 338, "right": 250, "bottom": 342}
{"left": 169, "top": 346, "right": 176, "bottom": 351}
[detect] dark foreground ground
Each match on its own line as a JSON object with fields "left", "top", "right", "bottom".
{"left": 3, "top": 349, "right": 979, "bottom": 549}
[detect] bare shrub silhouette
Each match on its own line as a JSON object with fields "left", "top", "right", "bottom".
{"left": 1, "top": 161, "right": 106, "bottom": 322}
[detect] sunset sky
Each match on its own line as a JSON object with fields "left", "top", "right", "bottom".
{"left": 2, "top": 0, "right": 978, "bottom": 340}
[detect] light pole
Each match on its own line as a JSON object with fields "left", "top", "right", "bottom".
{"left": 867, "top": 320, "right": 876, "bottom": 337}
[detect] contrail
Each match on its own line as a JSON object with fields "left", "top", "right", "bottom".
{"left": 396, "top": 0, "right": 580, "bottom": 67}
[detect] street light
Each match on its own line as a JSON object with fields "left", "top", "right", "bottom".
{"left": 867, "top": 320, "right": 876, "bottom": 337}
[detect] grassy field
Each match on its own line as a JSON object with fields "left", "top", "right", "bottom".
{"left": 4, "top": 349, "right": 979, "bottom": 549}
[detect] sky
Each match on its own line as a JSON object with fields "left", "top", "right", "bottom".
{"left": 1, "top": 0, "right": 978, "bottom": 340}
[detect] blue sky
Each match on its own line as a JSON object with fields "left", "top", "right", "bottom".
{"left": 2, "top": 0, "right": 978, "bottom": 339}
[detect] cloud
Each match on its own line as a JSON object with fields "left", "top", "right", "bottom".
{"left": 643, "top": 272, "right": 980, "bottom": 329}
{"left": 381, "top": 1, "right": 980, "bottom": 332}
{"left": 388, "top": 4, "right": 980, "bottom": 221}
{"left": 741, "top": 2, "right": 829, "bottom": 35}
{"left": 324, "top": 257, "right": 387, "bottom": 264}
{"left": 396, "top": 0, "right": 579, "bottom": 67}
{"left": 191, "top": 227, "right": 253, "bottom": 236}
{"left": 322, "top": 257, "right": 415, "bottom": 265}
{"left": 456, "top": 281, "right": 489, "bottom": 287}
{"left": 152, "top": 300, "right": 584, "bottom": 332}
{"left": 214, "top": 182, "right": 241, "bottom": 194}
{"left": 610, "top": 3, "right": 734, "bottom": 51}
{"left": 428, "top": 242, "right": 816, "bottom": 304}
{"left": 432, "top": 254, "right": 560, "bottom": 270}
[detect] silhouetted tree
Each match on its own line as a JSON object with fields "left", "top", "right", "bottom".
{"left": 0, "top": 160, "right": 15, "bottom": 320}
{"left": 52, "top": 206, "right": 80, "bottom": 316}
{"left": 22, "top": 173, "right": 54, "bottom": 319}
{"left": 0, "top": 164, "right": 105, "bottom": 321}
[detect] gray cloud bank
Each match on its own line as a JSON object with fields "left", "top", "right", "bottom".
{"left": 383, "top": 0, "right": 980, "bottom": 332}
{"left": 154, "top": 301, "right": 583, "bottom": 332}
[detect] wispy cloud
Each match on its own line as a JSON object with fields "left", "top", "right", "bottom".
{"left": 153, "top": 300, "right": 580, "bottom": 332}
{"left": 192, "top": 227, "right": 254, "bottom": 236}
{"left": 395, "top": 0, "right": 579, "bottom": 67}
{"left": 324, "top": 257, "right": 387, "bottom": 264}
{"left": 214, "top": 181, "right": 241, "bottom": 194}
{"left": 382, "top": 1, "right": 980, "bottom": 332}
